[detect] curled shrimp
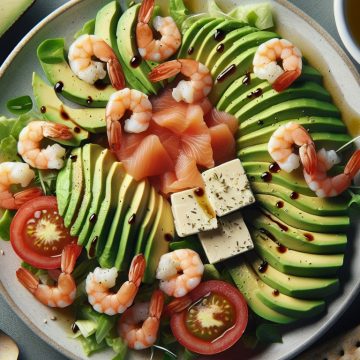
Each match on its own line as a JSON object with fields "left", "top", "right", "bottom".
{"left": 106, "top": 88, "right": 152, "bottom": 158}
{"left": 68, "top": 34, "right": 125, "bottom": 89}
{"left": 156, "top": 249, "right": 204, "bottom": 298}
{"left": 253, "top": 38, "right": 302, "bottom": 92}
{"left": 149, "top": 59, "right": 213, "bottom": 103}
{"left": 303, "top": 148, "right": 360, "bottom": 197}
{"left": 136, "top": 0, "right": 181, "bottom": 62}
{"left": 118, "top": 290, "right": 164, "bottom": 350}
{"left": 268, "top": 122, "right": 317, "bottom": 174}
{"left": 16, "top": 244, "right": 81, "bottom": 308}
{"left": 85, "top": 254, "right": 146, "bottom": 315}
{"left": 18, "top": 121, "right": 73, "bottom": 170}
{"left": 0, "top": 162, "right": 42, "bottom": 210}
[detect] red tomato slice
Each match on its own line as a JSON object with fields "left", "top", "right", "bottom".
{"left": 170, "top": 280, "right": 248, "bottom": 355}
{"left": 10, "top": 196, "right": 78, "bottom": 269}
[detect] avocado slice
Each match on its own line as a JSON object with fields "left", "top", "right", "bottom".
{"left": 184, "top": 18, "right": 225, "bottom": 60}
{"left": 94, "top": 1, "right": 147, "bottom": 92}
{"left": 0, "top": 0, "right": 34, "bottom": 37}
{"left": 56, "top": 156, "right": 72, "bottom": 217}
{"left": 245, "top": 208, "right": 347, "bottom": 254}
{"left": 204, "top": 26, "right": 257, "bottom": 70}
{"left": 97, "top": 174, "right": 138, "bottom": 268}
{"left": 77, "top": 149, "right": 115, "bottom": 246}
{"left": 209, "top": 31, "right": 278, "bottom": 103}
{"left": 238, "top": 133, "right": 351, "bottom": 163}
{"left": 243, "top": 161, "right": 344, "bottom": 196}
{"left": 227, "top": 259, "right": 297, "bottom": 324}
{"left": 115, "top": 180, "right": 151, "bottom": 271}
{"left": 250, "top": 182, "right": 348, "bottom": 216}
{"left": 251, "top": 228, "right": 344, "bottom": 277}
{"left": 236, "top": 82, "right": 331, "bottom": 122}
{"left": 178, "top": 17, "right": 214, "bottom": 58}
{"left": 135, "top": 187, "right": 160, "bottom": 254}
{"left": 238, "top": 98, "right": 340, "bottom": 136}
{"left": 246, "top": 252, "right": 339, "bottom": 299}
{"left": 117, "top": 4, "right": 161, "bottom": 95}
{"left": 256, "top": 194, "right": 350, "bottom": 232}
{"left": 63, "top": 147, "right": 84, "bottom": 228}
{"left": 143, "top": 195, "right": 174, "bottom": 284}
{"left": 37, "top": 39, "right": 116, "bottom": 107}
{"left": 256, "top": 279, "right": 325, "bottom": 318}
{"left": 237, "top": 117, "right": 347, "bottom": 149}
{"left": 33, "top": 73, "right": 104, "bottom": 137}
{"left": 32, "top": 73, "right": 89, "bottom": 146}
{"left": 85, "top": 162, "right": 127, "bottom": 256}
{"left": 70, "top": 144, "right": 104, "bottom": 236}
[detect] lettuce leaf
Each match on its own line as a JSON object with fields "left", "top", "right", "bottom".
{"left": 169, "top": 0, "right": 191, "bottom": 28}
{"left": 0, "top": 135, "right": 20, "bottom": 162}
{"left": 105, "top": 336, "right": 128, "bottom": 360}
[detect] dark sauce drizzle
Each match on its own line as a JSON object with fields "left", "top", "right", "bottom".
{"left": 94, "top": 80, "right": 107, "bottom": 90}
{"left": 216, "top": 44, "right": 225, "bottom": 53}
{"left": 87, "top": 96, "right": 93, "bottom": 104}
{"left": 74, "top": 127, "right": 81, "bottom": 133}
{"left": 242, "top": 73, "right": 251, "bottom": 85}
{"left": 130, "top": 55, "right": 142, "bottom": 68}
{"left": 290, "top": 191, "right": 299, "bottom": 200}
{"left": 273, "top": 289, "right": 280, "bottom": 296}
{"left": 259, "top": 228, "right": 276, "bottom": 241}
{"left": 128, "top": 213, "right": 136, "bottom": 224}
{"left": 164, "top": 233, "right": 173, "bottom": 242}
{"left": 89, "top": 236, "right": 98, "bottom": 258}
{"left": 69, "top": 154, "right": 77, "bottom": 162}
{"left": 40, "top": 106, "right": 47, "bottom": 114}
{"left": 216, "top": 64, "right": 236, "bottom": 82}
{"left": 276, "top": 201, "right": 284, "bottom": 208}
{"left": 247, "top": 88, "right": 263, "bottom": 99}
{"left": 187, "top": 47, "right": 194, "bottom": 55}
{"left": 269, "top": 162, "right": 280, "bottom": 173}
{"left": 214, "top": 29, "right": 226, "bottom": 41}
{"left": 89, "top": 213, "right": 97, "bottom": 223}
{"left": 258, "top": 261, "right": 268, "bottom": 273}
{"left": 276, "top": 243, "right": 287, "bottom": 253}
{"left": 304, "top": 233, "right": 314, "bottom": 241}
{"left": 261, "top": 210, "right": 289, "bottom": 231}
{"left": 261, "top": 171, "right": 272, "bottom": 182}
{"left": 54, "top": 81, "right": 64, "bottom": 93}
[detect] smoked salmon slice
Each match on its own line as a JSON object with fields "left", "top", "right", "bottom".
{"left": 180, "top": 105, "right": 214, "bottom": 169}
{"left": 122, "top": 134, "right": 174, "bottom": 180}
{"left": 210, "top": 124, "right": 236, "bottom": 165}
{"left": 166, "top": 152, "right": 205, "bottom": 193}
{"left": 205, "top": 108, "right": 238, "bottom": 135}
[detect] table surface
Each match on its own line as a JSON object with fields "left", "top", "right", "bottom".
{"left": 0, "top": 1, "right": 359, "bottom": 359}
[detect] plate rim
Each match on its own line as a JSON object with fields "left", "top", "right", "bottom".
{"left": 0, "top": 1, "right": 359, "bottom": 359}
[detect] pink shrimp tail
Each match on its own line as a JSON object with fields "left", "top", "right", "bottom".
{"left": 344, "top": 149, "right": 360, "bottom": 179}
{"left": 45, "top": 123, "right": 73, "bottom": 140}
{"left": 299, "top": 143, "right": 318, "bottom": 175}
{"left": 165, "top": 295, "right": 192, "bottom": 316}
{"left": 107, "top": 117, "right": 122, "bottom": 160}
{"left": 16, "top": 268, "right": 39, "bottom": 294}
{"left": 149, "top": 290, "right": 165, "bottom": 319}
{"left": 0, "top": 187, "right": 43, "bottom": 210}
{"left": 138, "top": 0, "right": 155, "bottom": 24}
{"left": 272, "top": 69, "right": 301, "bottom": 92}
{"left": 148, "top": 60, "right": 182, "bottom": 82}
{"left": 61, "top": 244, "right": 82, "bottom": 274}
{"left": 128, "top": 254, "right": 146, "bottom": 287}
{"left": 107, "top": 58, "right": 126, "bottom": 90}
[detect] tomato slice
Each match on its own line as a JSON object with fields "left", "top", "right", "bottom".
{"left": 170, "top": 280, "right": 248, "bottom": 355}
{"left": 10, "top": 196, "right": 78, "bottom": 269}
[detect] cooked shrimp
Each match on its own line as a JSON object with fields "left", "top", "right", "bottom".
{"left": 16, "top": 244, "right": 80, "bottom": 308}
{"left": 149, "top": 59, "right": 213, "bottom": 103}
{"left": 268, "top": 122, "right": 317, "bottom": 174}
{"left": 0, "top": 162, "right": 42, "bottom": 210}
{"left": 303, "top": 148, "right": 360, "bottom": 197}
{"left": 136, "top": 0, "right": 181, "bottom": 62}
{"left": 18, "top": 121, "right": 72, "bottom": 170}
{"left": 156, "top": 249, "right": 204, "bottom": 298}
{"left": 253, "top": 38, "right": 302, "bottom": 92}
{"left": 85, "top": 254, "right": 146, "bottom": 315}
{"left": 68, "top": 34, "right": 125, "bottom": 89}
{"left": 118, "top": 290, "right": 164, "bottom": 350}
{"left": 106, "top": 88, "right": 152, "bottom": 159}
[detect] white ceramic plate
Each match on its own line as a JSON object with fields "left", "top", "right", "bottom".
{"left": 0, "top": 1, "right": 359, "bottom": 359}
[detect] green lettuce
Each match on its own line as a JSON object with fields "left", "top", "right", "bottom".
{"left": 169, "top": 0, "right": 191, "bottom": 28}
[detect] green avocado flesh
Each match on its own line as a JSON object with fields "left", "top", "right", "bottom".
{"left": 180, "top": 16, "right": 351, "bottom": 323}
{"left": 56, "top": 145, "right": 174, "bottom": 283}
{"left": 37, "top": 39, "right": 116, "bottom": 108}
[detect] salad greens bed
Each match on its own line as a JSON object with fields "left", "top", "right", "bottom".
{"left": 1, "top": 0, "right": 359, "bottom": 359}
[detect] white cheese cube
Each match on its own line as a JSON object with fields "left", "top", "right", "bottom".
{"left": 198, "top": 211, "right": 254, "bottom": 264}
{"left": 170, "top": 188, "right": 218, "bottom": 237}
{"left": 202, "top": 159, "right": 255, "bottom": 216}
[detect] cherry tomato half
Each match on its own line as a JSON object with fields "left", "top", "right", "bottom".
{"left": 10, "top": 196, "right": 77, "bottom": 269}
{"left": 170, "top": 280, "right": 248, "bottom": 355}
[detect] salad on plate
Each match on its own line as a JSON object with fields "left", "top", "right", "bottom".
{"left": 1, "top": 0, "right": 359, "bottom": 359}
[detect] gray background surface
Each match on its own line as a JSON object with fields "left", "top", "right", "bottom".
{"left": 0, "top": 1, "right": 359, "bottom": 359}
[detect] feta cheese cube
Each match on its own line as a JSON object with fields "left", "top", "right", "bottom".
{"left": 198, "top": 211, "right": 254, "bottom": 264}
{"left": 202, "top": 159, "right": 255, "bottom": 216}
{"left": 170, "top": 188, "right": 218, "bottom": 237}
